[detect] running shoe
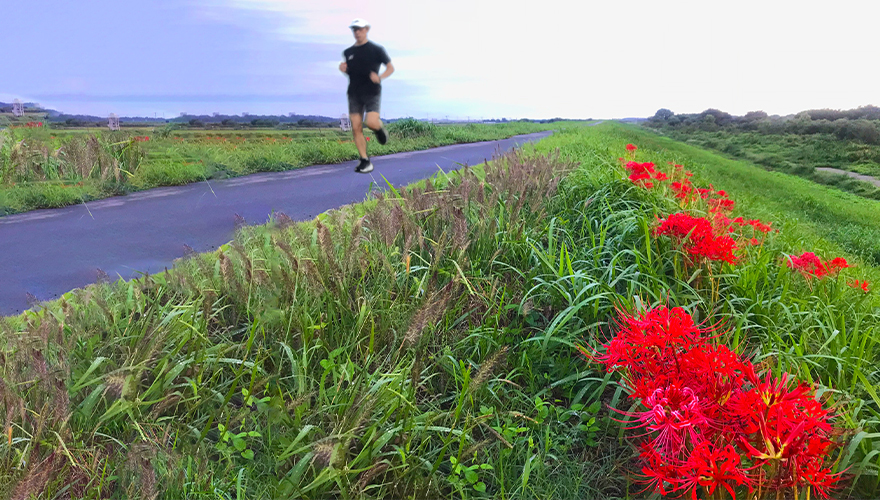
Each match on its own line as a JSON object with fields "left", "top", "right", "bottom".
{"left": 375, "top": 127, "right": 388, "bottom": 145}
{"left": 355, "top": 158, "right": 374, "bottom": 173}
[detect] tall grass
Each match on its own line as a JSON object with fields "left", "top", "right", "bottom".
{"left": 2, "top": 122, "right": 879, "bottom": 498}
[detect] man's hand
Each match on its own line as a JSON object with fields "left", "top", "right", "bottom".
{"left": 370, "top": 71, "right": 381, "bottom": 84}
{"left": 339, "top": 62, "right": 348, "bottom": 73}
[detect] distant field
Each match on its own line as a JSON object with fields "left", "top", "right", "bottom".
{"left": 648, "top": 126, "right": 880, "bottom": 200}
{"left": 612, "top": 122, "right": 880, "bottom": 264}
{"left": 0, "top": 120, "right": 575, "bottom": 215}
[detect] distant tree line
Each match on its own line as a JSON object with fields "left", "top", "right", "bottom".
{"left": 4, "top": 104, "right": 586, "bottom": 130}
{"left": 646, "top": 106, "right": 880, "bottom": 145}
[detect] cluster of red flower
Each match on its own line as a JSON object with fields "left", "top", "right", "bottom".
{"left": 623, "top": 146, "right": 872, "bottom": 291}
{"left": 849, "top": 279, "right": 870, "bottom": 293}
{"left": 786, "top": 252, "right": 848, "bottom": 279}
{"left": 10, "top": 121, "right": 44, "bottom": 128}
{"left": 132, "top": 136, "right": 150, "bottom": 142}
{"left": 623, "top": 161, "right": 666, "bottom": 189}
{"left": 654, "top": 213, "right": 738, "bottom": 264}
{"left": 585, "top": 306, "right": 844, "bottom": 499}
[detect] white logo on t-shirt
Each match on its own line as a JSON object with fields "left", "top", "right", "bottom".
{"left": 348, "top": 55, "right": 354, "bottom": 60}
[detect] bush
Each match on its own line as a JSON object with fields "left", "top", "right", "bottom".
{"left": 387, "top": 117, "right": 437, "bottom": 139}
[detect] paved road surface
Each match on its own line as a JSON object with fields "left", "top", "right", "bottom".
{"left": 0, "top": 131, "right": 553, "bottom": 316}
{"left": 815, "top": 167, "right": 880, "bottom": 188}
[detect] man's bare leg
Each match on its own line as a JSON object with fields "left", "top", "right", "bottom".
{"left": 364, "top": 111, "right": 382, "bottom": 132}
{"left": 350, "top": 113, "right": 368, "bottom": 158}
{"left": 365, "top": 111, "right": 388, "bottom": 145}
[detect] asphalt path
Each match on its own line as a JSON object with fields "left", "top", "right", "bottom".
{"left": 815, "top": 167, "right": 880, "bottom": 188}
{"left": 0, "top": 131, "right": 554, "bottom": 316}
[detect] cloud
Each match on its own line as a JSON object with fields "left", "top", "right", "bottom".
{"left": 209, "top": 0, "right": 880, "bottom": 118}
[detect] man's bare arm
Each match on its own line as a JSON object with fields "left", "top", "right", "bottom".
{"left": 371, "top": 62, "right": 395, "bottom": 83}
{"left": 380, "top": 62, "right": 394, "bottom": 81}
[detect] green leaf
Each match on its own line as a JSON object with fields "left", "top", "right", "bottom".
{"left": 71, "top": 357, "right": 109, "bottom": 392}
{"left": 464, "top": 468, "right": 478, "bottom": 484}
{"left": 241, "top": 449, "right": 254, "bottom": 460}
{"left": 233, "top": 438, "right": 247, "bottom": 451}
{"left": 522, "top": 455, "right": 534, "bottom": 490}
{"left": 474, "top": 481, "right": 486, "bottom": 492}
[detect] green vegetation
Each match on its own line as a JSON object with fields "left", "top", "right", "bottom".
{"left": 2, "top": 122, "right": 880, "bottom": 498}
{"left": 618, "top": 121, "right": 880, "bottom": 264}
{"left": 0, "top": 121, "right": 566, "bottom": 215}
{"left": 644, "top": 107, "right": 880, "bottom": 200}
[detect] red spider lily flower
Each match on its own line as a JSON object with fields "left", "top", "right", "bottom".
{"left": 654, "top": 171, "right": 668, "bottom": 181}
{"left": 849, "top": 279, "right": 870, "bottom": 293}
{"left": 747, "top": 219, "right": 773, "bottom": 233}
{"left": 708, "top": 198, "right": 736, "bottom": 212}
{"left": 634, "top": 385, "right": 712, "bottom": 455}
{"left": 588, "top": 305, "right": 847, "bottom": 499}
{"left": 655, "top": 213, "right": 738, "bottom": 264}
{"left": 787, "top": 252, "right": 826, "bottom": 278}
{"left": 670, "top": 181, "right": 695, "bottom": 201}
{"left": 677, "top": 442, "right": 752, "bottom": 500}
{"left": 827, "top": 257, "right": 848, "bottom": 273}
{"left": 698, "top": 188, "right": 713, "bottom": 199}
{"left": 587, "top": 305, "right": 706, "bottom": 375}
{"left": 685, "top": 171, "right": 693, "bottom": 177}
{"left": 626, "top": 143, "right": 638, "bottom": 152}
{"left": 716, "top": 190, "right": 728, "bottom": 198}
{"left": 797, "top": 455, "right": 844, "bottom": 499}
{"left": 637, "top": 443, "right": 680, "bottom": 496}
{"left": 787, "top": 252, "right": 848, "bottom": 279}
{"left": 625, "top": 161, "right": 659, "bottom": 188}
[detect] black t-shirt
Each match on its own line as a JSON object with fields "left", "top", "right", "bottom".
{"left": 343, "top": 41, "right": 391, "bottom": 97}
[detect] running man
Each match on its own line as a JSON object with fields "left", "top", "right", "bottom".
{"left": 339, "top": 18, "right": 394, "bottom": 173}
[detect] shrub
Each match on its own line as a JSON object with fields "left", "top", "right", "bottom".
{"left": 387, "top": 117, "right": 437, "bottom": 139}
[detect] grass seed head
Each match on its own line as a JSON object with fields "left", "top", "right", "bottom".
{"left": 470, "top": 346, "right": 509, "bottom": 394}
{"left": 312, "top": 441, "right": 336, "bottom": 468}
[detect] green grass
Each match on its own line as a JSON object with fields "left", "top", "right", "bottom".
{"left": 0, "top": 121, "right": 572, "bottom": 215}
{"left": 620, "top": 123, "right": 880, "bottom": 264}
{"left": 650, "top": 127, "right": 880, "bottom": 200}
{"left": 2, "top": 122, "right": 880, "bottom": 499}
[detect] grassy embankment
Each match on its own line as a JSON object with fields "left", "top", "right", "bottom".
{"left": 1, "top": 121, "right": 879, "bottom": 499}
{"left": 649, "top": 126, "right": 880, "bottom": 200}
{"left": 629, "top": 123, "right": 880, "bottom": 264}
{"left": 0, "top": 120, "right": 567, "bottom": 215}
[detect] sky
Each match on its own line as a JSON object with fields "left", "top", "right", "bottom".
{"left": 2, "top": 0, "right": 878, "bottom": 120}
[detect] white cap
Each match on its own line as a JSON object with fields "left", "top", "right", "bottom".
{"left": 349, "top": 18, "right": 369, "bottom": 28}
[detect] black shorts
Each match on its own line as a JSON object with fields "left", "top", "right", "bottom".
{"left": 348, "top": 92, "right": 381, "bottom": 116}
